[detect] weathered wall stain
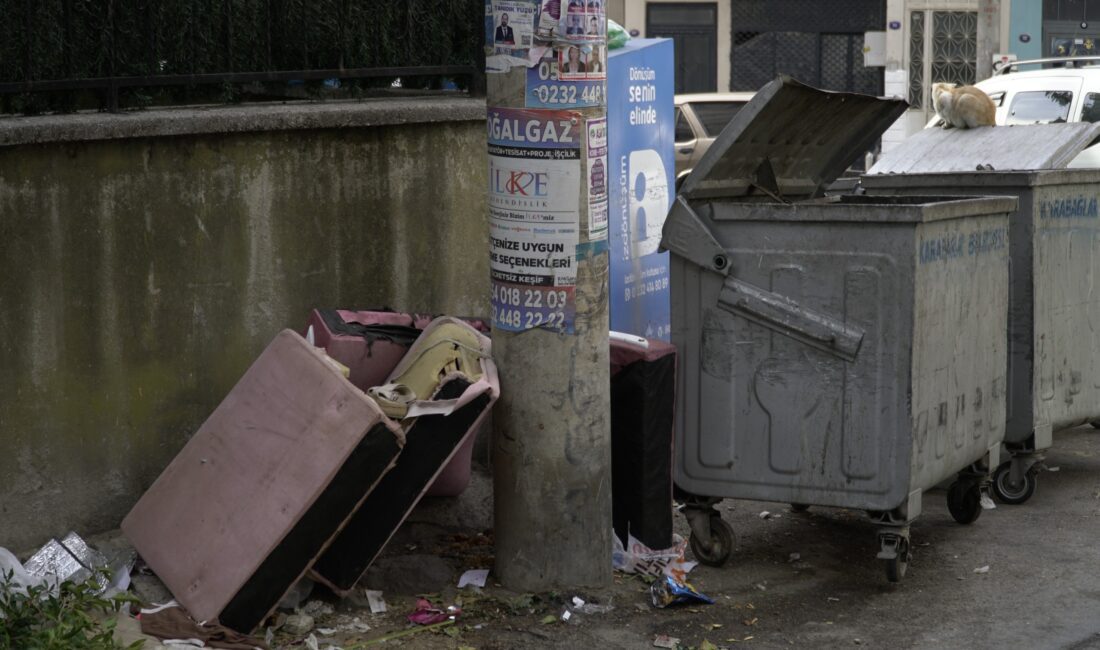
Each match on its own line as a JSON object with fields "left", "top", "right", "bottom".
{"left": 0, "top": 115, "right": 489, "bottom": 550}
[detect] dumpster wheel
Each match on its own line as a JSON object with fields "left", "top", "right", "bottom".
{"left": 947, "top": 481, "right": 982, "bottom": 524}
{"left": 992, "top": 462, "right": 1036, "bottom": 505}
{"left": 883, "top": 537, "right": 910, "bottom": 583}
{"left": 689, "top": 515, "right": 735, "bottom": 567}
{"left": 1091, "top": 419, "right": 1100, "bottom": 430}
{"left": 790, "top": 503, "right": 810, "bottom": 513}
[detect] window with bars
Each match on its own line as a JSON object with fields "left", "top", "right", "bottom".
{"left": 728, "top": 0, "right": 884, "bottom": 94}
{"left": 907, "top": 10, "right": 977, "bottom": 111}
{"left": 731, "top": 31, "right": 882, "bottom": 94}
{"left": 908, "top": 12, "right": 924, "bottom": 106}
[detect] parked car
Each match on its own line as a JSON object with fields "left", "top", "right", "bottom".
{"left": 926, "top": 56, "right": 1100, "bottom": 166}
{"left": 674, "top": 92, "right": 755, "bottom": 185}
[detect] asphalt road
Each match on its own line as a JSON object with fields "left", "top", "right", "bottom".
{"left": 265, "top": 425, "right": 1100, "bottom": 650}
{"left": 653, "top": 423, "right": 1100, "bottom": 650}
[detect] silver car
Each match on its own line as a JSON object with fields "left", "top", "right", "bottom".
{"left": 674, "top": 92, "right": 755, "bottom": 185}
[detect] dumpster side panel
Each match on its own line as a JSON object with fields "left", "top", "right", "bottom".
{"left": 670, "top": 257, "right": 722, "bottom": 495}
{"left": 1032, "top": 183, "right": 1100, "bottom": 433}
{"left": 866, "top": 173, "right": 1100, "bottom": 446}
{"left": 909, "top": 214, "right": 1009, "bottom": 492}
{"left": 673, "top": 221, "right": 913, "bottom": 512}
{"left": 869, "top": 182, "right": 1034, "bottom": 445}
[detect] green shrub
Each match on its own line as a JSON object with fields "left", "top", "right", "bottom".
{"left": 0, "top": 571, "right": 142, "bottom": 650}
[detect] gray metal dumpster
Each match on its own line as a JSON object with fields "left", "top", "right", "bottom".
{"left": 661, "top": 76, "right": 1016, "bottom": 582}
{"left": 864, "top": 122, "right": 1100, "bottom": 506}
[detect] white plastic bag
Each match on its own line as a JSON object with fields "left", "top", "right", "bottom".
{"left": 1, "top": 546, "right": 60, "bottom": 621}
{"left": 0, "top": 546, "right": 56, "bottom": 596}
{"left": 611, "top": 532, "right": 697, "bottom": 580}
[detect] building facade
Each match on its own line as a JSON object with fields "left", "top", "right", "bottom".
{"left": 615, "top": 1, "right": 734, "bottom": 93}
{"left": 883, "top": 0, "right": 1006, "bottom": 150}
{"left": 611, "top": 1, "right": 898, "bottom": 97}
{"left": 1036, "top": 0, "right": 1100, "bottom": 61}
{"left": 611, "top": 1, "right": 1041, "bottom": 152}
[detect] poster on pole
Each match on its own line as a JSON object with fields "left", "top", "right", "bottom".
{"left": 586, "top": 116, "right": 608, "bottom": 238}
{"left": 527, "top": 52, "right": 605, "bottom": 108}
{"left": 525, "top": 0, "right": 606, "bottom": 107}
{"left": 488, "top": 107, "right": 583, "bottom": 333}
{"left": 486, "top": 0, "right": 538, "bottom": 72}
{"left": 536, "top": 0, "right": 563, "bottom": 39}
{"left": 562, "top": 0, "right": 604, "bottom": 41}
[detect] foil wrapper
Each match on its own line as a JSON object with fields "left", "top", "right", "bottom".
{"left": 649, "top": 574, "right": 714, "bottom": 608}
{"left": 22, "top": 532, "right": 110, "bottom": 590}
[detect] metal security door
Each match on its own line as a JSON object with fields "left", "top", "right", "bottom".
{"left": 647, "top": 3, "right": 718, "bottom": 93}
{"left": 730, "top": 0, "right": 885, "bottom": 94}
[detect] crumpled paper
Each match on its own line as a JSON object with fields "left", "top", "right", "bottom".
{"left": 457, "top": 569, "right": 489, "bottom": 589}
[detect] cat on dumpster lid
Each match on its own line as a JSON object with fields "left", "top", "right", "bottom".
{"left": 932, "top": 82, "right": 997, "bottom": 129}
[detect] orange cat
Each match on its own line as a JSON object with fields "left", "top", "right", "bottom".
{"left": 932, "top": 82, "right": 996, "bottom": 129}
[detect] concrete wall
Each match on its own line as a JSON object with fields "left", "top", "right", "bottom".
{"left": 0, "top": 98, "right": 489, "bottom": 551}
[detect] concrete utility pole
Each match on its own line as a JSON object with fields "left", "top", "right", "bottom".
{"left": 485, "top": 0, "right": 611, "bottom": 590}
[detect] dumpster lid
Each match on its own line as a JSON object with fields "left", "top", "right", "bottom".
{"left": 868, "top": 122, "right": 1100, "bottom": 174}
{"left": 679, "top": 76, "right": 908, "bottom": 201}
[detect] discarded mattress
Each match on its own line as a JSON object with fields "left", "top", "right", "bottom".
{"left": 310, "top": 317, "right": 500, "bottom": 594}
{"left": 610, "top": 334, "right": 677, "bottom": 551}
{"left": 304, "top": 309, "right": 490, "bottom": 497}
{"left": 122, "top": 329, "right": 404, "bottom": 633}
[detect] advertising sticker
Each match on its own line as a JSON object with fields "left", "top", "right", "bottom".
{"left": 587, "top": 117, "right": 608, "bottom": 237}
{"left": 527, "top": 51, "right": 605, "bottom": 108}
{"left": 488, "top": 107, "right": 583, "bottom": 332}
{"left": 536, "top": 0, "right": 563, "bottom": 39}
{"left": 559, "top": 44, "right": 607, "bottom": 80}
{"left": 486, "top": 0, "right": 538, "bottom": 72}
{"left": 489, "top": 0, "right": 536, "bottom": 51}
{"left": 525, "top": 0, "right": 605, "bottom": 107}
{"left": 563, "top": 0, "right": 604, "bottom": 41}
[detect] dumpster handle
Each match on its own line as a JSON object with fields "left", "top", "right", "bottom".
{"left": 659, "top": 196, "right": 730, "bottom": 275}
{"left": 718, "top": 277, "right": 864, "bottom": 362}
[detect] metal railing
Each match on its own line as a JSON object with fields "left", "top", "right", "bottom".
{"left": 996, "top": 55, "right": 1100, "bottom": 74}
{"left": 0, "top": 66, "right": 485, "bottom": 112}
{"left": 1, "top": 0, "right": 485, "bottom": 113}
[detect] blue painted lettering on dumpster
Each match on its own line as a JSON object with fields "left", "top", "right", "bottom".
{"left": 919, "top": 227, "right": 1006, "bottom": 264}
{"left": 1039, "top": 195, "right": 1099, "bottom": 220}
{"left": 919, "top": 234, "right": 965, "bottom": 264}
{"left": 967, "top": 227, "right": 1007, "bottom": 256}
